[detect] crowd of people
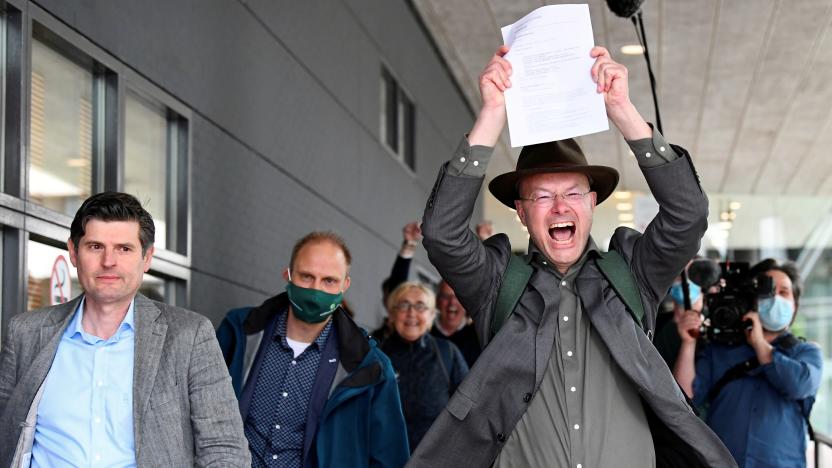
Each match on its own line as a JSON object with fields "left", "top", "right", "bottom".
{"left": 0, "top": 39, "right": 823, "bottom": 468}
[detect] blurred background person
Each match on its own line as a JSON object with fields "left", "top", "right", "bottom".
{"left": 373, "top": 221, "right": 422, "bottom": 345}
{"left": 430, "top": 280, "right": 480, "bottom": 367}
{"left": 653, "top": 257, "right": 720, "bottom": 369}
{"left": 381, "top": 281, "right": 468, "bottom": 452}
{"left": 673, "top": 259, "right": 822, "bottom": 468}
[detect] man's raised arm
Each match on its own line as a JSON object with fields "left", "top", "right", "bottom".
{"left": 420, "top": 46, "right": 514, "bottom": 320}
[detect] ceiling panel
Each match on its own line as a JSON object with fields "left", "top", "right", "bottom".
{"left": 694, "top": 0, "right": 777, "bottom": 191}
{"left": 757, "top": 7, "right": 832, "bottom": 195}
{"left": 658, "top": 0, "right": 716, "bottom": 149}
{"left": 721, "top": 0, "right": 832, "bottom": 193}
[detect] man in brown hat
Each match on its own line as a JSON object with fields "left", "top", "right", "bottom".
{"left": 409, "top": 45, "right": 735, "bottom": 468}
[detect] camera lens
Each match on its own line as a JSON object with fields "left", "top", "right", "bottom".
{"left": 711, "top": 305, "right": 741, "bottom": 329}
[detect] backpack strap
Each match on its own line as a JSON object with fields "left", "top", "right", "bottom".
{"left": 491, "top": 254, "right": 533, "bottom": 340}
{"left": 490, "top": 250, "right": 647, "bottom": 340}
{"left": 595, "top": 249, "right": 646, "bottom": 331}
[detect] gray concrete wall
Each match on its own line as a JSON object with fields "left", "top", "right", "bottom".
{"left": 35, "top": 0, "right": 475, "bottom": 327}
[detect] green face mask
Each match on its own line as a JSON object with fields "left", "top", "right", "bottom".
{"left": 285, "top": 277, "right": 343, "bottom": 324}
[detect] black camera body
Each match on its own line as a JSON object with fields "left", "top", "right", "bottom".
{"left": 704, "top": 262, "right": 773, "bottom": 346}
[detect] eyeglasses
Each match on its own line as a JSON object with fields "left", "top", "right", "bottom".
{"left": 393, "top": 302, "right": 431, "bottom": 313}
{"left": 518, "top": 191, "right": 592, "bottom": 207}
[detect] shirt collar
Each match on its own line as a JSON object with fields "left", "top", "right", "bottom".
{"left": 527, "top": 237, "right": 599, "bottom": 278}
{"left": 274, "top": 309, "right": 333, "bottom": 350}
{"left": 66, "top": 296, "right": 136, "bottom": 344}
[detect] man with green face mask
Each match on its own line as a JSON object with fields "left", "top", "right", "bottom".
{"left": 217, "top": 231, "right": 409, "bottom": 468}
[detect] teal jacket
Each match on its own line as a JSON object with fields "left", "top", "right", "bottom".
{"left": 217, "top": 293, "right": 410, "bottom": 467}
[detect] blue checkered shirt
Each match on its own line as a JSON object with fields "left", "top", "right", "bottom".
{"left": 245, "top": 312, "right": 332, "bottom": 467}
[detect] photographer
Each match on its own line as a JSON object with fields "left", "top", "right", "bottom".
{"left": 673, "top": 260, "right": 822, "bottom": 468}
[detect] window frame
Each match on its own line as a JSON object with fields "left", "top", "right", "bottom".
{"left": 379, "top": 64, "right": 416, "bottom": 173}
{"left": 0, "top": 2, "right": 192, "bottom": 334}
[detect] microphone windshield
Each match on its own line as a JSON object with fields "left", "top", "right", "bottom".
{"left": 688, "top": 259, "right": 722, "bottom": 290}
{"left": 606, "top": 0, "right": 645, "bottom": 18}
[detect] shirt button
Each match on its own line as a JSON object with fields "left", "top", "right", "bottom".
{"left": 567, "top": 351, "right": 573, "bottom": 357}
{"left": 497, "top": 433, "right": 507, "bottom": 443}
{"left": 563, "top": 316, "right": 569, "bottom": 322}
{"left": 561, "top": 280, "right": 567, "bottom": 286}
{"left": 574, "top": 424, "right": 580, "bottom": 430}
{"left": 660, "top": 146, "right": 666, "bottom": 152}
{"left": 282, "top": 392, "right": 288, "bottom": 397}
{"left": 97, "top": 381, "right": 104, "bottom": 387}
{"left": 577, "top": 464, "right": 583, "bottom": 468}
{"left": 272, "top": 455, "right": 278, "bottom": 460}
{"left": 95, "top": 454, "right": 101, "bottom": 461}
{"left": 570, "top": 386, "right": 576, "bottom": 392}
{"left": 95, "top": 417, "right": 102, "bottom": 423}
{"left": 645, "top": 152, "right": 652, "bottom": 158}
{"left": 522, "top": 393, "right": 532, "bottom": 403}
{"left": 275, "top": 424, "right": 281, "bottom": 429}
{"left": 291, "top": 360, "right": 297, "bottom": 365}
{"left": 459, "top": 157, "right": 466, "bottom": 163}
{"left": 473, "top": 160, "right": 479, "bottom": 166}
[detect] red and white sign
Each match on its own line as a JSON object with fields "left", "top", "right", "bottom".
{"left": 50, "top": 255, "right": 71, "bottom": 305}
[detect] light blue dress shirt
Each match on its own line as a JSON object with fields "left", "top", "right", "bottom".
{"left": 31, "top": 297, "right": 137, "bottom": 468}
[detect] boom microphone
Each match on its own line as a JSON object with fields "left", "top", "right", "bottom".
{"left": 606, "top": 0, "right": 644, "bottom": 18}
{"left": 605, "top": 0, "right": 662, "bottom": 133}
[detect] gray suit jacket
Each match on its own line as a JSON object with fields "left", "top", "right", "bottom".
{"left": 0, "top": 294, "right": 250, "bottom": 467}
{"left": 411, "top": 144, "right": 736, "bottom": 467}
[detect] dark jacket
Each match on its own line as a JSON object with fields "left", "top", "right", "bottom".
{"left": 409, "top": 140, "right": 736, "bottom": 467}
{"left": 381, "top": 333, "right": 469, "bottom": 451}
{"left": 217, "top": 293, "right": 410, "bottom": 468}
{"left": 430, "top": 323, "right": 480, "bottom": 367}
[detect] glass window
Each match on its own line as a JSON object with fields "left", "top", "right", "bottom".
{"left": 381, "top": 69, "right": 398, "bottom": 153}
{"left": 380, "top": 67, "right": 416, "bottom": 170}
{"left": 139, "top": 272, "right": 166, "bottom": 303}
{"left": 28, "top": 38, "right": 93, "bottom": 216}
{"left": 124, "top": 90, "right": 168, "bottom": 250}
{"left": 26, "top": 240, "right": 79, "bottom": 311}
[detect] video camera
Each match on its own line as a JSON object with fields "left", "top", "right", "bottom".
{"left": 703, "top": 262, "right": 773, "bottom": 346}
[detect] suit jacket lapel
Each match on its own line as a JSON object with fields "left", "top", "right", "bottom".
{"left": 132, "top": 294, "right": 166, "bottom": 453}
{"left": 38, "top": 296, "right": 80, "bottom": 349}
{"left": 21, "top": 298, "right": 81, "bottom": 400}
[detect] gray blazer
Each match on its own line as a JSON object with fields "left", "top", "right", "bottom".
{"left": 0, "top": 294, "right": 250, "bottom": 467}
{"left": 411, "top": 147, "right": 736, "bottom": 467}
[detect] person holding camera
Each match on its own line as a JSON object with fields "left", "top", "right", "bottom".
{"left": 673, "top": 260, "right": 822, "bottom": 468}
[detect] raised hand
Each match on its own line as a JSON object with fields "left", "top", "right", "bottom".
{"left": 590, "top": 46, "right": 651, "bottom": 140}
{"left": 402, "top": 221, "right": 422, "bottom": 246}
{"left": 590, "top": 46, "right": 631, "bottom": 110}
{"left": 479, "top": 45, "right": 512, "bottom": 110}
{"left": 469, "top": 46, "right": 512, "bottom": 147}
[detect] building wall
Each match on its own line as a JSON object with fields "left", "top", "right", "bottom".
{"left": 33, "top": 0, "right": 475, "bottom": 327}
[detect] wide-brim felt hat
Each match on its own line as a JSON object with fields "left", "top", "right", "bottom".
{"left": 488, "top": 138, "right": 619, "bottom": 209}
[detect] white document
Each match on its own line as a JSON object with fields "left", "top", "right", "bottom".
{"left": 501, "top": 4, "right": 608, "bottom": 147}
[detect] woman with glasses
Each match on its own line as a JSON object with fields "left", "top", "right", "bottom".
{"left": 380, "top": 281, "right": 469, "bottom": 452}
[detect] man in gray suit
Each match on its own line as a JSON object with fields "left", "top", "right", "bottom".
{"left": 411, "top": 45, "right": 736, "bottom": 467}
{"left": 0, "top": 192, "right": 249, "bottom": 467}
